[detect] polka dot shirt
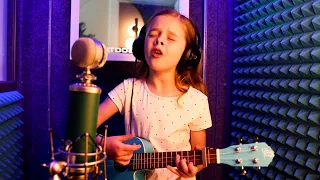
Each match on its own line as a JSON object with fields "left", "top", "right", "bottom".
{"left": 108, "top": 78, "right": 212, "bottom": 180}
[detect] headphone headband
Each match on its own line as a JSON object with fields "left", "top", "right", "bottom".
{"left": 132, "top": 20, "right": 201, "bottom": 70}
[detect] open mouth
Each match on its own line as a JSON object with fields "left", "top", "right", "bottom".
{"left": 151, "top": 49, "right": 163, "bottom": 57}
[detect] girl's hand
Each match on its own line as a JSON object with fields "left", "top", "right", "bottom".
{"left": 97, "top": 134, "right": 141, "bottom": 166}
{"left": 167, "top": 145, "right": 203, "bottom": 178}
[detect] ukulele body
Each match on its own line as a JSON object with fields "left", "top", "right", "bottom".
{"left": 106, "top": 137, "right": 154, "bottom": 180}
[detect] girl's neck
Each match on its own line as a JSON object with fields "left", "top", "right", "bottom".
{"left": 146, "top": 70, "right": 181, "bottom": 97}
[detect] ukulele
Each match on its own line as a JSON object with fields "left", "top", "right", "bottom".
{"left": 106, "top": 137, "right": 274, "bottom": 180}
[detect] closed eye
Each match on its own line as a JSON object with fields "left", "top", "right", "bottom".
{"left": 168, "top": 37, "right": 176, "bottom": 41}
{"left": 148, "top": 34, "right": 157, "bottom": 37}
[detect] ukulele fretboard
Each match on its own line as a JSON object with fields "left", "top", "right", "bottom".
{"left": 129, "top": 150, "right": 216, "bottom": 170}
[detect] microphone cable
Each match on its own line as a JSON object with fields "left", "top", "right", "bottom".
{"left": 129, "top": 57, "right": 138, "bottom": 135}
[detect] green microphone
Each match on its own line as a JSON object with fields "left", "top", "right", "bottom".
{"left": 64, "top": 37, "right": 107, "bottom": 177}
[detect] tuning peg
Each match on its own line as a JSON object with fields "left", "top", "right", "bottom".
{"left": 254, "top": 136, "right": 259, "bottom": 142}
{"left": 238, "top": 138, "right": 243, "bottom": 144}
{"left": 240, "top": 166, "right": 246, "bottom": 176}
{"left": 252, "top": 158, "right": 259, "bottom": 165}
{"left": 257, "top": 166, "right": 261, "bottom": 173}
{"left": 235, "top": 146, "right": 241, "bottom": 153}
{"left": 251, "top": 145, "right": 258, "bottom": 151}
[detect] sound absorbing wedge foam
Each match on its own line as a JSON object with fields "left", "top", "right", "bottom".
{"left": 300, "top": 33, "right": 314, "bottom": 47}
{"left": 232, "top": 0, "right": 320, "bottom": 179}
{"left": 301, "top": 3, "right": 316, "bottom": 17}
{"left": 308, "top": 111, "right": 320, "bottom": 125}
{"left": 312, "top": 15, "right": 320, "bottom": 30}
{"left": 309, "top": 95, "right": 320, "bottom": 108}
{"left": 301, "top": 17, "right": 315, "bottom": 32}
{"left": 313, "top": 1, "right": 320, "bottom": 14}
{"left": 0, "top": 91, "right": 24, "bottom": 180}
{"left": 310, "top": 32, "right": 320, "bottom": 44}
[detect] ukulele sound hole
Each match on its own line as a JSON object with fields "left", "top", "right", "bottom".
{"left": 114, "top": 162, "right": 128, "bottom": 172}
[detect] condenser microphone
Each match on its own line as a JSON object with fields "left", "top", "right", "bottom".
{"left": 65, "top": 37, "right": 107, "bottom": 178}
{"left": 42, "top": 37, "right": 108, "bottom": 180}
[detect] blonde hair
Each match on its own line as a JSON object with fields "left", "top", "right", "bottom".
{"left": 136, "top": 9, "right": 207, "bottom": 96}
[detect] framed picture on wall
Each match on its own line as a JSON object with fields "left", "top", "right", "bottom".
{"left": 70, "top": 0, "right": 189, "bottom": 62}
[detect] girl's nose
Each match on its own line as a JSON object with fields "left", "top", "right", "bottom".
{"left": 154, "top": 39, "right": 164, "bottom": 46}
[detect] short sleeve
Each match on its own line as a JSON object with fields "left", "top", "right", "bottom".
{"left": 107, "top": 80, "right": 129, "bottom": 114}
{"left": 188, "top": 97, "right": 212, "bottom": 131}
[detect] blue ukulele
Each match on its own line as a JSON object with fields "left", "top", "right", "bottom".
{"left": 106, "top": 137, "right": 274, "bottom": 180}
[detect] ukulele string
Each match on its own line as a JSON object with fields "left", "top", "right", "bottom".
{"left": 108, "top": 149, "right": 257, "bottom": 167}
{"left": 130, "top": 148, "right": 254, "bottom": 161}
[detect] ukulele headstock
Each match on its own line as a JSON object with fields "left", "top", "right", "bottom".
{"left": 217, "top": 142, "right": 274, "bottom": 167}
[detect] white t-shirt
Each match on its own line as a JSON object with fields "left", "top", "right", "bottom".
{"left": 108, "top": 78, "right": 212, "bottom": 180}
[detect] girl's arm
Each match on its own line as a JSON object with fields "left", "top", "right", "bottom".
{"left": 96, "top": 96, "right": 119, "bottom": 128}
{"left": 96, "top": 134, "right": 141, "bottom": 165}
{"left": 190, "top": 129, "right": 206, "bottom": 149}
{"left": 190, "top": 129, "right": 206, "bottom": 171}
{"left": 167, "top": 129, "right": 207, "bottom": 177}
{"left": 96, "top": 96, "right": 141, "bottom": 165}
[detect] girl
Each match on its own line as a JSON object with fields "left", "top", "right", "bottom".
{"left": 96, "top": 9, "right": 212, "bottom": 180}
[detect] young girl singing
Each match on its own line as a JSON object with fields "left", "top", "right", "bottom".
{"left": 96, "top": 9, "right": 212, "bottom": 180}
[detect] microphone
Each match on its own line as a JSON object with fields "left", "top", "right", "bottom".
{"left": 42, "top": 37, "right": 108, "bottom": 180}
{"left": 66, "top": 37, "right": 107, "bottom": 177}
{"left": 71, "top": 37, "right": 107, "bottom": 69}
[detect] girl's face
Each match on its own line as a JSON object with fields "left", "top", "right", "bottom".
{"left": 144, "top": 15, "right": 187, "bottom": 74}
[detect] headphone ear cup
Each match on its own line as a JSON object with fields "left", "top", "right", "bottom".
{"left": 188, "top": 46, "right": 201, "bottom": 69}
{"left": 132, "top": 36, "right": 145, "bottom": 62}
{"left": 132, "top": 25, "right": 147, "bottom": 62}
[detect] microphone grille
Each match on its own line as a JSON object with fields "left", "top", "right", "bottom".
{"left": 71, "top": 37, "right": 107, "bottom": 69}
